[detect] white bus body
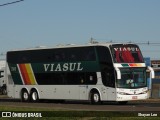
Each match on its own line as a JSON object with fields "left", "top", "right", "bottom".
{"left": 6, "top": 43, "right": 154, "bottom": 104}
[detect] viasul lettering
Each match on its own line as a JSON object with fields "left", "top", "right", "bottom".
{"left": 114, "top": 47, "right": 139, "bottom": 52}
{"left": 44, "top": 62, "right": 83, "bottom": 72}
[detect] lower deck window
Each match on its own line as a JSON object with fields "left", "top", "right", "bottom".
{"left": 35, "top": 72, "right": 97, "bottom": 85}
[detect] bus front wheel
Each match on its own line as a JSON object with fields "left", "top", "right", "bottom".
{"left": 90, "top": 91, "right": 101, "bottom": 105}
{"left": 30, "top": 89, "right": 39, "bottom": 102}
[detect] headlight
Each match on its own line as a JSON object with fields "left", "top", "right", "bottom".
{"left": 141, "top": 90, "right": 148, "bottom": 94}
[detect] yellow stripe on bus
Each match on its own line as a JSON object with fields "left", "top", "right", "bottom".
{"left": 25, "top": 64, "right": 37, "bottom": 85}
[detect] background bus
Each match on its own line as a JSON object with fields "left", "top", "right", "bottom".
{"left": 6, "top": 43, "right": 154, "bottom": 104}
{"left": 0, "top": 60, "right": 7, "bottom": 95}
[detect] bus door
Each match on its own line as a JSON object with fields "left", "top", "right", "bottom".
{"left": 101, "top": 71, "right": 116, "bottom": 100}
{"left": 106, "top": 86, "right": 116, "bottom": 100}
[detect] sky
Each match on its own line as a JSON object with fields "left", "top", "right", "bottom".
{"left": 0, "top": 0, "right": 160, "bottom": 59}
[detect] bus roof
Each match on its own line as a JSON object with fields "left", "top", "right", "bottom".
{"left": 7, "top": 42, "right": 137, "bottom": 52}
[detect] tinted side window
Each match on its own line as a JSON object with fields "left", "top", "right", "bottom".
{"left": 96, "top": 46, "right": 112, "bottom": 64}
{"left": 96, "top": 46, "right": 115, "bottom": 88}
{"left": 35, "top": 73, "right": 64, "bottom": 85}
{"left": 101, "top": 70, "right": 115, "bottom": 88}
{"left": 7, "top": 47, "right": 96, "bottom": 63}
{"left": 85, "top": 72, "right": 97, "bottom": 84}
{"left": 35, "top": 72, "right": 97, "bottom": 85}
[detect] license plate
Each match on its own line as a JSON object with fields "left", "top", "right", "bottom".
{"left": 132, "top": 96, "right": 137, "bottom": 99}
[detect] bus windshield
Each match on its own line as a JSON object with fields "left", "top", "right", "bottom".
{"left": 117, "top": 68, "right": 147, "bottom": 88}
{"left": 110, "top": 44, "right": 144, "bottom": 63}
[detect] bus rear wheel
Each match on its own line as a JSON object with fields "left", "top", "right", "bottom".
{"left": 30, "top": 89, "right": 39, "bottom": 102}
{"left": 91, "top": 91, "right": 101, "bottom": 105}
{"left": 21, "top": 89, "right": 30, "bottom": 102}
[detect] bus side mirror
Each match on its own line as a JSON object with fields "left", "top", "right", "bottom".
{"left": 115, "top": 67, "right": 121, "bottom": 79}
{"left": 147, "top": 66, "right": 155, "bottom": 79}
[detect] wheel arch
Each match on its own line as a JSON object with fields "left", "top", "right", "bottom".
{"left": 89, "top": 87, "right": 102, "bottom": 101}
{"left": 21, "top": 87, "right": 29, "bottom": 97}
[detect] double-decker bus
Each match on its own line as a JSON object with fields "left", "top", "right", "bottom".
{"left": 6, "top": 43, "right": 154, "bottom": 104}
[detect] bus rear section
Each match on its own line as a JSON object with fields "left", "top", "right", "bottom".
{"left": 6, "top": 46, "right": 103, "bottom": 104}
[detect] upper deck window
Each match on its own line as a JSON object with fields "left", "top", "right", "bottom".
{"left": 7, "top": 46, "right": 96, "bottom": 63}
{"left": 110, "top": 44, "right": 144, "bottom": 63}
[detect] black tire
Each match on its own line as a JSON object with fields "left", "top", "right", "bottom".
{"left": 30, "top": 89, "right": 39, "bottom": 102}
{"left": 91, "top": 91, "right": 101, "bottom": 105}
{"left": 21, "top": 89, "right": 30, "bottom": 102}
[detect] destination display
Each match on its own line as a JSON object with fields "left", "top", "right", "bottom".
{"left": 111, "top": 44, "right": 144, "bottom": 63}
